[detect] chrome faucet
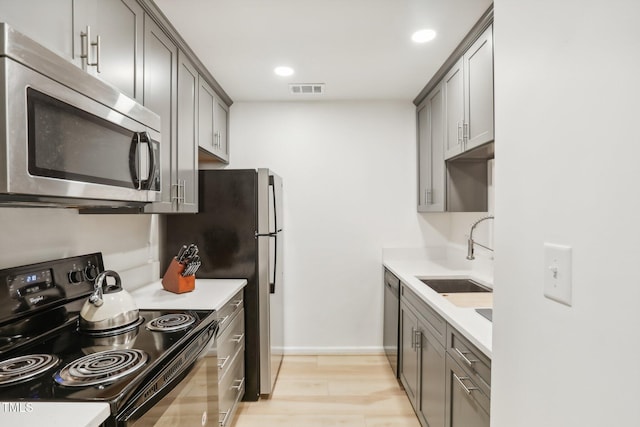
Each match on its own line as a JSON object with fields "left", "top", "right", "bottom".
{"left": 467, "top": 216, "right": 494, "bottom": 260}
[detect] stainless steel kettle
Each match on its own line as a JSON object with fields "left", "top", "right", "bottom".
{"left": 79, "top": 270, "right": 139, "bottom": 332}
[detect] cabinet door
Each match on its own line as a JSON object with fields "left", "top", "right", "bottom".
{"left": 73, "top": 0, "right": 144, "bottom": 101}
{"left": 418, "top": 325, "right": 446, "bottom": 427}
{"left": 176, "top": 51, "right": 199, "bottom": 212}
{"left": 198, "top": 77, "right": 216, "bottom": 154}
{"left": 0, "top": 0, "right": 75, "bottom": 63}
{"left": 417, "top": 84, "right": 446, "bottom": 212}
{"left": 399, "top": 303, "right": 419, "bottom": 406}
{"left": 443, "top": 59, "right": 464, "bottom": 160}
{"left": 464, "top": 25, "right": 494, "bottom": 151}
{"left": 214, "top": 96, "right": 230, "bottom": 162}
{"left": 445, "top": 355, "right": 490, "bottom": 427}
{"left": 142, "top": 15, "right": 177, "bottom": 213}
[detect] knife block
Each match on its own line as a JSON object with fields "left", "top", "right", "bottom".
{"left": 161, "top": 258, "right": 195, "bottom": 294}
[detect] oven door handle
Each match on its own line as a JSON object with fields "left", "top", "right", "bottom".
{"left": 116, "top": 320, "right": 219, "bottom": 424}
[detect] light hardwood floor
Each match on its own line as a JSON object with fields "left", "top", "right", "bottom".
{"left": 232, "top": 355, "right": 420, "bottom": 427}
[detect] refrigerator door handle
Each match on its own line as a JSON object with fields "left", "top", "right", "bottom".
{"left": 269, "top": 233, "right": 277, "bottom": 294}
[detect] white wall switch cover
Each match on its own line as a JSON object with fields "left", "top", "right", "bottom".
{"left": 544, "top": 243, "right": 572, "bottom": 306}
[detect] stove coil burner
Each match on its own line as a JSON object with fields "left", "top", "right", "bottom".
{"left": 146, "top": 313, "right": 196, "bottom": 332}
{"left": 54, "top": 349, "right": 148, "bottom": 387}
{"left": 0, "top": 354, "right": 60, "bottom": 386}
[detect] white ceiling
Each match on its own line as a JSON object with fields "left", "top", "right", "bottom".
{"left": 154, "top": 0, "right": 492, "bottom": 102}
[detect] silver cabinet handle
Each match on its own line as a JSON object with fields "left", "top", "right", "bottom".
{"left": 80, "top": 26, "right": 101, "bottom": 71}
{"left": 453, "top": 373, "right": 478, "bottom": 394}
{"left": 454, "top": 347, "right": 477, "bottom": 368}
{"left": 171, "top": 182, "right": 180, "bottom": 202}
{"left": 93, "top": 34, "right": 101, "bottom": 73}
{"left": 218, "top": 356, "right": 230, "bottom": 370}
{"left": 410, "top": 327, "right": 415, "bottom": 349}
{"left": 230, "top": 333, "right": 245, "bottom": 343}
{"left": 231, "top": 377, "right": 245, "bottom": 391}
{"left": 414, "top": 330, "right": 422, "bottom": 350}
{"left": 218, "top": 315, "right": 229, "bottom": 327}
{"left": 463, "top": 122, "right": 469, "bottom": 146}
{"left": 231, "top": 299, "right": 243, "bottom": 309}
{"left": 457, "top": 121, "right": 463, "bottom": 145}
{"left": 219, "top": 410, "right": 231, "bottom": 427}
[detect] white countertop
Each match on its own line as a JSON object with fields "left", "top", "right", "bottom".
{"left": 0, "top": 402, "right": 110, "bottom": 427}
{"left": 383, "top": 247, "right": 493, "bottom": 358}
{"left": 130, "top": 278, "right": 247, "bottom": 311}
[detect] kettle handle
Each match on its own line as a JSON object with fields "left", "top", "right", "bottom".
{"left": 89, "top": 270, "right": 121, "bottom": 307}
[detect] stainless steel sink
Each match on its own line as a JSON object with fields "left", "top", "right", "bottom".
{"left": 419, "top": 278, "right": 491, "bottom": 294}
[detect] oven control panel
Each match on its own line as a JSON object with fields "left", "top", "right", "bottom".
{"left": 0, "top": 253, "right": 104, "bottom": 324}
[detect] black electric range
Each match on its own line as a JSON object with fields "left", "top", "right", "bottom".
{"left": 0, "top": 253, "right": 218, "bottom": 426}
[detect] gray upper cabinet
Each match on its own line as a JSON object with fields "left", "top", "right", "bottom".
{"left": 175, "top": 51, "right": 199, "bottom": 212}
{"left": 0, "top": 0, "right": 75, "bottom": 62}
{"left": 443, "top": 60, "right": 465, "bottom": 160}
{"left": 417, "top": 83, "right": 446, "bottom": 212}
{"left": 464, "top": 25, "right": 494, "bottom": 151}
{"left": 199, "top": 77, "right": 230, "bottom": 163}
{"left": 142, "top": 16, "right": 197, "bottom": 213}
{"left": 443, "top": 24, "right": 493, "bottom": 160}
{"left": 73, "top": 0, "right": 144, "bottom": 102}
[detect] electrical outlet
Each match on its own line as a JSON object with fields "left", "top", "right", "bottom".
{"left": 543, "top": 243, "right": 572, "bottom": 306}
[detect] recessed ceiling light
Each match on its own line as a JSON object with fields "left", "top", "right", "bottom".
{"left": 274, "top": 66, "right": 294, "bottom": 77}
{"left": 411, "top": 29, "right": 437, "bottom": 43}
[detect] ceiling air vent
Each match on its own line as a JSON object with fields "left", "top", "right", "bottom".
{"left": 289, "top": 83, "right": 325, "bottom": 95}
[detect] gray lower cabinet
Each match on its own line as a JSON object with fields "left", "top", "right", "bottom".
{"left": 445, "top": 356, "right": 490, "bottom": 427}
{"left": 400, "top": 284, "right": 446, "bottom": 427}
{"left": 445, "top": 326, "right": 491, "bottom": 427}
{"left": 216, "top": 291, "right": 245, "bottom": 427}
{"left": 417, "top": 83, "right": 446, "bottom": 212}
{"left": 397, "top": 281, "right": 490, "bottom": 427}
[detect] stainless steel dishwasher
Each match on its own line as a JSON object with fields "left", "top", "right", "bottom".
{"left": 383, "top": 268, "right": 401, "bottom": 377}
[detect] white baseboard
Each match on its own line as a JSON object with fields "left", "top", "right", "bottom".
{"left": 282, "top": 346, "right": 384, "bottom": 355}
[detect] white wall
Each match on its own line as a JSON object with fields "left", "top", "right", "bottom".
{"left": 492, "top": 1, "right": 640, "bottom": 426}
{"left": 0, "top": 209, "right": 159, "bottom": 288}
{"left": 222, "top": 101, "right": 451, "bottom": 352}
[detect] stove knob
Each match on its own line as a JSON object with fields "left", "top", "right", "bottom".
{"left": 84, "top": 265, "right": 99, "bottom": 282}
{"left": 68, "top": 270, "right": 84, "bottom": 284}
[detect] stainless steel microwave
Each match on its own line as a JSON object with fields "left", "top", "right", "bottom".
{"left": 0, "top": 23, "right": 161, "bottom": 208}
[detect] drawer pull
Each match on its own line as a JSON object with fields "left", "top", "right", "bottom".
{"left": 218, "top": 356, "right": 230, "bottom": 370}
{"left": 231, "top": 377, "right": 245, "bottom": 391}
{"left": 454, "top": 347, "right": 477, "bottom": 368}
{"left": 231, "top": 333, "right": 245, "bottom": 343}
{"left": 453, "top": 373, "right": 478, "bottom": 395}
{"left": 219, "top": 410, "right": 231, "bottom": 427}
{"left": 218, "top": 315, "right": 230, "bottom": 327}
{"left": 231, "top": 299, "right": 243, "bottom": 309}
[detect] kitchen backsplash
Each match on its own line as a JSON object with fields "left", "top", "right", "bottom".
{"left": 0, "top": 208, "right": 160, "bottom": 288}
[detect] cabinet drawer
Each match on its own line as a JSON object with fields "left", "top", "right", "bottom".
{"left": 447, "top": 325, "right": 491, "bottom": 396}
{"left": 446, "top": 353, "right": 490, "bottom": 418}
{"left": 219, "top": 350, "right": 245, "bottom": 427}
{"left": 217, "top": 290, "right": 244, "bottom": 334}
{"left": 217, "top": 308, "right": 245, "bottom": 378}
{"left": 401, "top": 283, "right": 446, "bottom": 346}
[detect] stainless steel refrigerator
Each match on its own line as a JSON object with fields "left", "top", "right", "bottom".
{"left": 162, "top": 168, "right": 284, "bottom": 400}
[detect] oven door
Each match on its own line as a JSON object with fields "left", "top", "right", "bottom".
{"left": 117, "top": 322, "right": 219, "bottom": 427}
{"left": 1, "top": 57, "right": 160, "bottom": 204}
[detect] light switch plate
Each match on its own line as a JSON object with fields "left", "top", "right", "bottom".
{"left": 543, "top": 243, "right": 572, "bottom": 306}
